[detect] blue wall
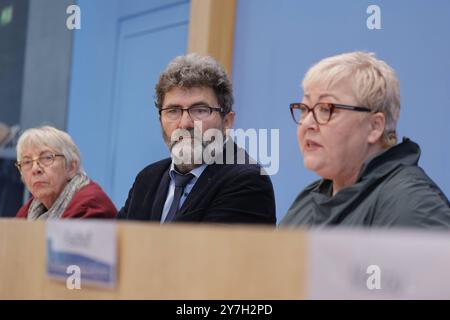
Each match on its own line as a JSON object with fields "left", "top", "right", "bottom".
{"left": 68, "top": 0, "right": 189, "bottom": 208}
{"left": 232, "top": 0, "right": 450, "bottom": 221}
{"left": 68, "top": 0, "right": 450, "bottom": 219}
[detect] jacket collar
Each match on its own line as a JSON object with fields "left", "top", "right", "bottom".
{"left": 176, "top": 139, "right": 250, "bottom": 218}
{"left": 314, "top": 137, "right": 421, "bottom": 197}
{"left": 356, "top": 137, "right": 420, "bottom": 182}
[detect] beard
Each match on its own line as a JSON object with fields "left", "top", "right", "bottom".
{"left": 162, "top": 127, "right": 225, "bottom": 173}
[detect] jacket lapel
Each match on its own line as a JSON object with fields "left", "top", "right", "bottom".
{"left": 149, "top": 167, "right": 171, "bottom": 221}
{"left": 176, "top": 164, "right": 220, "bottom": 216}
{"left": 176, "top": 140, "right": 239, "bottom": 217}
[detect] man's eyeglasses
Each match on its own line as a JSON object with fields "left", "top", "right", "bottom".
{"left": 159, "top": 105, "right": 224, "bottom": 121}
{"left": 16, "top": 152, "right": 65, "bottom": 171}
{"left": 290, "top": 102, "right": 373, "bottom": 125}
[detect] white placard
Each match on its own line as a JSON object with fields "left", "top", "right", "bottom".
{"left": 308, "top": 228, "right": 450, "bottom": 299}
{"left": 46, "top": 220, "right": 117, "bottom": 288}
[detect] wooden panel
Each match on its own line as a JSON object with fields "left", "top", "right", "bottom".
{"left": 0, "top": 219, "right": 46, "bottom": 299}
{"left": 0, "top": 219, "right": 307, "bottom": 299}
{"left": 188, "top": 0, "right": 236, "bottom": 75}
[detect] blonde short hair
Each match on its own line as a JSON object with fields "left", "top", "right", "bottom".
{"left": 303, "top": 51, "right": 400, "bottom": 147}
{"left": 16, "top": 126, "right": 85, "bottom": 174}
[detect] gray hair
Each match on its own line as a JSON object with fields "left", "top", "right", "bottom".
{"left": 155, "top": 53, "right": 234, "bottom": 115}
{"left": 16, "top": 126, "right": 85, "bottom": 174}
{"left": 303, "top": 51, "right": 400, "bottom": 147}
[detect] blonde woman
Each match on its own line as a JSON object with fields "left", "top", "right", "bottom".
{"left": 281, "top": 51, "right": 450, "bottom": 228}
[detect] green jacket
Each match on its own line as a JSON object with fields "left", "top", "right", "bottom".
{"left": 280, "top": 138, "right": 450, "bottom": 229}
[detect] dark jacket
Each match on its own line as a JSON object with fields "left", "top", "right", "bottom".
{"left": 118, "top": 142, "right": 276, "bottom": 225}
{"left": 16, "top": 181, "right": 118, "bottom": 219}
{"left": 280, "top": 138, "right": 450, "bottom": 229}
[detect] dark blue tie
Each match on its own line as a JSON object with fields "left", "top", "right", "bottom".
{"left": 164, "top": 172, "right": 195, "bottom": 222}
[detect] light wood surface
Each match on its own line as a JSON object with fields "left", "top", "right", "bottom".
{"left": 0, "top": 219, "right": 307, "bottom": 299}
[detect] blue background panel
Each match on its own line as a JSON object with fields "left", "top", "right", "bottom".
{"left": 68, "top": 0, "right": 189, "bottom": 208}
{"left": 232, "top": 0, "right": 450, "bottom": 220}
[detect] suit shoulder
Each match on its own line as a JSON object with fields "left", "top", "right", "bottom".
{"left": 229, "top": 161, "right": 262, "bottom": 172}
{"left": 135, "top": 158, "right": 171, "bottom": 180}
{"left": 221, "top": 162, "right": 268, "bottom": 179}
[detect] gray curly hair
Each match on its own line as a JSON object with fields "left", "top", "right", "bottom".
{"left": 155, "top": 53, "right": 234, "bottom": 115}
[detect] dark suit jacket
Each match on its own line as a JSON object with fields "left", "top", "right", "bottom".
{"left": 118, "top": 142, "right": 276, "bottom": 225}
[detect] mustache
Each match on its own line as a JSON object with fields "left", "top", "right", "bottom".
{"left": 162, "top": 125, "right": 226, "bottom": 154}
{"left": 169, "top": 129, "right": 199, "bottom": 148}
{"left": 168, "top": 128, "right": 220, "bottom": 149}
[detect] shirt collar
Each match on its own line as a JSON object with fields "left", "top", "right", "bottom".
{"left": 169, "top": 162, "right": 208, "bottom": 180}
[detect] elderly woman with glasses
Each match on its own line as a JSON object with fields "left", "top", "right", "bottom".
{"left": 15, "top": 126, "right": 117, "bottom": 220}
{"left": 280, "top": 51, "right": 450, "bottom": 228}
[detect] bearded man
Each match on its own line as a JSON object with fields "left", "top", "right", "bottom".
{"left": 118, "top": 54, "right": 276, "bottom": 225}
